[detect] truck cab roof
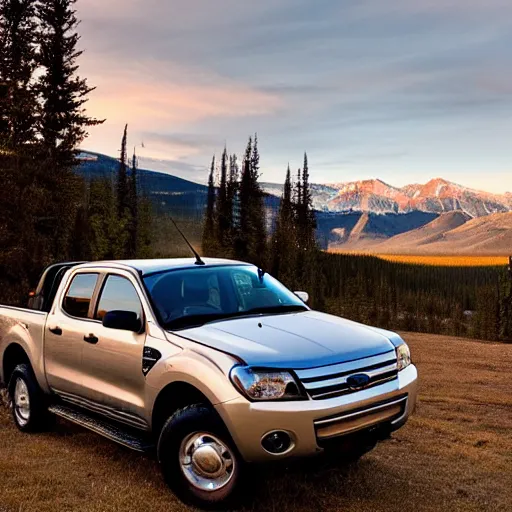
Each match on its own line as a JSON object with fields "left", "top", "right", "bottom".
{"left": 75, "top": 258, "right": 251, "bottom": 276}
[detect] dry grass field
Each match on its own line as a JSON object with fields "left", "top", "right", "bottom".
{"left": 0, "top": 332, "right": 511, "bottom": 512}
{"left": 375, "top": 255, "right": 509, "bottom": 267}
{"left": 329, "top": 252, "right": 509, "bottom": 267}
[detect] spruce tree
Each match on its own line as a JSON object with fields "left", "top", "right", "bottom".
{"left": 216, "top": 147, "right": 230, "bottom": 252}
{"left": 0, "top": 0, "right": 40, "bottom": 303}
{"left": 0, "top": 0, "right": 37, "bottom": 150}
{"left": 202, "top": 155, "right": 216, "bottom": 256}
{"left": 270, "top": 165, "right": 296, "bottom": 282}
{"left": 36, "top": 0, "right": 103, "bottom": 261}
{"left": 117, "top": 124, "right": 129, "bottom": 217}
{"left": 36, "top": 0, "right": 103, "bottom": 166}
{"left": 301, "top": 152, "right": 317, "bottom": 250}
{"left": 235, "top": 136, "right": 267, "bottom": 266}
{"left": 128, "top": 148, "right": 138, "bottom": 257}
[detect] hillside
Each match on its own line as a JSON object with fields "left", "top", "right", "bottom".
{"left": 353, "top": 212, "right": 512, "bottom": 255}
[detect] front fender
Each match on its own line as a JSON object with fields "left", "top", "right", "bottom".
{"left": 145, "top": 347, "right": 241, "bottom": 411}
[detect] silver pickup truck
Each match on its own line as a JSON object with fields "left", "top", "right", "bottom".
{"left": 0, "top": 258, "right": 417, "bottom": 508}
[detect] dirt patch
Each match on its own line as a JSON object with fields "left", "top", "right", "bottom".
{"left": 0, "top": 332, "right": 511, "bottom": 511}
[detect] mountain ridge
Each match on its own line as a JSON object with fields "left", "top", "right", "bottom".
{"left": 263, "top": 177, "right": 512, "bottom": 218}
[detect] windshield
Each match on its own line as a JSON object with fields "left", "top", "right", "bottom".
{"left": 143, "top": 265, "right": 308, "bottom": 330}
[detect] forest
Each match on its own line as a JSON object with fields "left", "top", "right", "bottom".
{"left": 1, "top": 0, "right": 511, "bottom": 343}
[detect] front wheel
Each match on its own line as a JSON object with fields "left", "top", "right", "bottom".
{"left": 157, "top": 404, "right": 246, "bottom": 509}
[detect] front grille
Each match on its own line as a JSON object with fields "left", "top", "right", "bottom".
{"left": 294, "top": 351, "right": 398, "bottom": 400}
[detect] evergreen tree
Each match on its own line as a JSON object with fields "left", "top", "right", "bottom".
{"left": 116, "top": 124, "right": 129, "bottom": 217}
{"left": 236, "top": 138, "right": 252, "bottom": 261}
{"left": 0, "top": 0, "right": 37, "bottom": 150}
{"left": 114, "top": 124, "right": 130, "bottom": 257}
{"left": 301, "top": 152, "right": 317, "bottom": 250}
{"left": 128, "top": 148, "right": 138, "bottom": 257}
{"left": 202, "top": 155, "right": 216, "bottom": 256}
{"left": 0, "top": 0, "right": 41, "bottom": 303}
{"left": 228, "top": 153, "right": 240, "bottom": 249}
{"left": 36, "top": 0, "right": 103, "bottom": 261}
{"left": 216, "top": 147, "right": 230, "bottom": 252}
{"left": 36, "top": 0, "right": 103, "bottom": 167}
{"left": 270, "top": 165, "right": 296, "bottom": 283}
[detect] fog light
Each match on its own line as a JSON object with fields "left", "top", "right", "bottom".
{"left": 261, "top": 431, "right": 292, "bottom": 454}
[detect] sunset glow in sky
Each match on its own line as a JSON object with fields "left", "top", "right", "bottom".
{"left": 79, "top": 0, "right": 512, "bottom": 192}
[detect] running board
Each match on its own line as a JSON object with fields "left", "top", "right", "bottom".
{"left": 48, "top": 404, "right": 155, "bottom": 453}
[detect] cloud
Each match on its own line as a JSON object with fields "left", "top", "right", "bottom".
{"left": 77, "top": 0, "right": 512, "bottom": 193}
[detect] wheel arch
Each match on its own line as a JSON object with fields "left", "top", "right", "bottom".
{"left": 151, "top": 381, "right": 216, "bottom": 438}
{"left": 1, "top": 343, "right": 31, "bottom": 387}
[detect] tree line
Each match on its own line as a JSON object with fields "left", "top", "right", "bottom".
{"left": 201, "top": 136, "right": 318, "bottom": 295}
{"left": 0, "top": 0, "right": 151, "bottom": 304}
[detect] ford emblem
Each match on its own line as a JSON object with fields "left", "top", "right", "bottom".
{"left": 347, "top": 373, "right": 370, "bottom": 390}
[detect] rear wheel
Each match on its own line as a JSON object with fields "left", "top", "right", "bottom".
{"left": 8, "top": 364, "right": 53, "bottom": 432}
{"left": 157, "top": 404, "right": 246, "bottom": 509}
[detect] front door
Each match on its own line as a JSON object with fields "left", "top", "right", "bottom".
{"left": 80, "top": 273, "right": 148, "bottom": 429}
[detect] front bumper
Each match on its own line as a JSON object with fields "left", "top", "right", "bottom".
{"left": 215, "top": 364, "right": 418, "bottom": 462}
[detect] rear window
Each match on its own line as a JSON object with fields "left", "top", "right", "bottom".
{"left": 62, "top": 273, "right": 99, "bottom": 319}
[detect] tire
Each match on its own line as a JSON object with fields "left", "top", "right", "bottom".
{"left": 8, "top": 364, "right": 53, "bottom": 432}
{"left": 157, "top": 404, "right": 246, "bottom": 509}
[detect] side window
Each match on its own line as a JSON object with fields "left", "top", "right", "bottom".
{"left": 95, "top": 275, "right": 143, "bottom": 321}
{"left": 62, "top": 273, "right": 99, "bottom": 319}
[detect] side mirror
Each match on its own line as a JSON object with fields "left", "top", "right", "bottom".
{"left": 294, "top": 291, "right": 309, "bottom": 304}
{"left": 102, "top": 310, "right": 143, "bottom": 333}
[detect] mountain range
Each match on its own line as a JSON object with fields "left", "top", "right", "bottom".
{"left": 263, "top": 177, "right": 512, "bottom": 218}
{"left": 78, "top": 152, "right": 512, "bottom": 255}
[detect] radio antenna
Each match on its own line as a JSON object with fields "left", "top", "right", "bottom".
{"left": 170, "top": 217, "right": 205, "bottom": 266}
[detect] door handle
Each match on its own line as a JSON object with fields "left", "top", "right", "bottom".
{"left": 83, "top": 334, "right": 99, "bottom": 344}
{"left": 49, "top": 326, "right": 62, "bottom": 335}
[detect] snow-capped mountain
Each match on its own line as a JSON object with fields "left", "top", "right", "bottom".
{"left": 262, "top": 178, "right": 512, "bottom": 218}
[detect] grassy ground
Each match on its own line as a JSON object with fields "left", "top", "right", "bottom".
{"left": 0, "top": 332, "right": 511, "bottom": 512}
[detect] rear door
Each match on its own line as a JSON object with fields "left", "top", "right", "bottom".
{"left": 80, "top": 271, "right": 148, "bottom": 429}
{"left": 45, "top": 272, "right": 100, "bottom": 397}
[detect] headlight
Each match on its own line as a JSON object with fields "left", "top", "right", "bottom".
{"left": 396, "top": 343, "right": 411, "bottom": 371}
{"left": 230, "top": 366, "right": 305, "bottom": 401}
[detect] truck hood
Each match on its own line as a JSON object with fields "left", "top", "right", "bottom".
{"left": 171, "top": 310, "right": 398, "bottom": 369}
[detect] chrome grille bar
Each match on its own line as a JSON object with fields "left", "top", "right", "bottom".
{"left": 295, "top": 351, "right": 395, "bottom": 381}
{"left": 294, "top": 351, "right": 399, "bottom": 400}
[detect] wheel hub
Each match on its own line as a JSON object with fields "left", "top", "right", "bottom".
{"left": 192, "top": 444, "right": 223, "bottom": 476}
{"left": 14, "top": 378, "right": 30, "bottom": 427}
{"left": 179, "top": 433, "right": 235, "bottom": 491}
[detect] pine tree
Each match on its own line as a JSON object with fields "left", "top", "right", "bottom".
{"left": 114, "top": 124, "right": 130, "bottom": 257}
{"left": 117, "top": 124, "right": 129, "bottom": 217}
{"left": 36, "top": 0, "right": 103, "bottom": 261}
{"left": 301, "top": 152, "right": 317, "bottom": 250}
{"left": 36, "top": 0, "right": 103, "bottom": 167}
{"left": 202, "top": 155, "right": 216, "bottom": 256}
{"left": 0, "top": 0, "right": 37, "bottom": 150}
{"left": 270, "top": 165, "right": 296, "bottom": 283}
{"left": 128, "top": 148, "right": 138, "bottom": 257}
{"left": 216, "top": 147, "right": 230, "bottom": 252}
{"left": 234, "top": 136, "right": 267, "bottom": 266}
{"left": 0, "top": 0, "right": 41, "bottom": 303}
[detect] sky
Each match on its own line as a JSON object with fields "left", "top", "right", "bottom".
{"left": 78, "top": 0, "right": 512, "bottom": 193}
